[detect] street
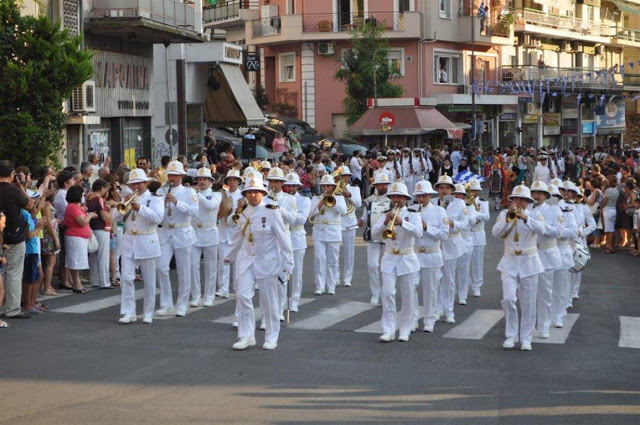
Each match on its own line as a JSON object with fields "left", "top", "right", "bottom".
{"left": 1, "top": 209, "right": 640, "bottom": 425}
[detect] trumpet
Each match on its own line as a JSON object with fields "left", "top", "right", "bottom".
{"left": 382, "top": 203, "right": 401, "bottom": 240}
{"left": 506, "top": 206, "right": 523, "bottom": 223}
{"left": 231, "top": 199, "right": 248, "bottom": 224}
{"left": 116, "top": 193, "right": 139, "bottom": 214}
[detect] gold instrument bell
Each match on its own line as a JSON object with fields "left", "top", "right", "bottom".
{"left": 117, "top": 193, "right": 139, "bottom": 214}
{"left": 382, "top": 203, "right": 401, "bottom": 240}
{"left": 506, "top": 207, "right": 523, "bottom": 223}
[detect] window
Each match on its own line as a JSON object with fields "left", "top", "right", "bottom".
{"left": 279, "top": 53, "right": 295, "bottom": 82}
{"left": 399, "top": 0, "right": 411, "bottom": 13}
{"left": 434, "top": 53, "right": 460, "bottom": 84}
{"left": 439, "top": 0, "right": 450, "bottom": 18}
{"left": 388, "top": 49, "right": 405, "bottom": 77}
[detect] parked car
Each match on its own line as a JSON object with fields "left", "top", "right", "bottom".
{"left": 256, "top": 116, "right": 323, "bottom": 149}
{"left": 217, "top": 138, "right": 279, "bottom": 166}
{"left": 312, "top": 137, "right": 367, "bottom": 158}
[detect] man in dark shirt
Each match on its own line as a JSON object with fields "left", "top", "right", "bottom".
{"left": 0, "top": 160, "right": 32, "bottom": 319}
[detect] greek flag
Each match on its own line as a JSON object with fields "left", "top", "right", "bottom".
{"left": 454, "top": 170, "right": 486, "bottom": 183}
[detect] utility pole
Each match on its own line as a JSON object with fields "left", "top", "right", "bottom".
{"left": 471, "top": 2, "right": 477, "bottom": 147}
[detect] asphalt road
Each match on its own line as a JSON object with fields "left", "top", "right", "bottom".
{"left": 1, "top": 207, "right": 640, "bottom": 425}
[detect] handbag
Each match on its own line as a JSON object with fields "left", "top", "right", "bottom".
{"left": 3, "top": 215, "right": 28, "bottom": 245}
{"left": 588, "top": 201, "right": 600, "bottom": 216}
{"left": 88, "top": 231, "right": 99, "bottom": 253}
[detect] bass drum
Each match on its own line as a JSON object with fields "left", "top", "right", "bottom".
{"left": 570, "top": 243, "right": 591, "bottom": 273}
{"left": 363, "top": 196, "right": 391, "bottom": 243}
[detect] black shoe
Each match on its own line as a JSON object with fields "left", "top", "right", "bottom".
{"left": 7, "top": 312, "right": 31, "bottom": 319}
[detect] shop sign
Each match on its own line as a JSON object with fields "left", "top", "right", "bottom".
{"left": 500, "top": 113, "right": 517, "bottom": 121}
{"left": 596, "top": 99, "right": 625, "bottom": 129}
{"left": 562, "top": 102, "right": 579, "bottom": 119}
{"left": 523, "top": 114, "right": 539, "bottom": 124}
{"left": 500, "top": 105, "right": 517, "bottom": 121}
{"left": 582, "top": 121, "right": 596, "bottom": 134}
{"left": 518, "top": 96, "right": 533, "bottom": 104}
{"left": 543, "top": 113, "right": 561, "bottom": 135}
{"left": 223, "top": 43, "right": 243, "bottom": 65}
{"left": 561, "top": 126, "right": 578, "bottom": 135}
{"left": 245, "top": 53, "right": 260, "bottom": 71}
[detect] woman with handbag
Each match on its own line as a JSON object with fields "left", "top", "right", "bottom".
{"left": 585, "top": 178, "right": 603, "bottom": 247}
{"left": 87, "top": 179, "right": 113, "bottom": 289}
{"left": 64, "top": 185, "right": 98, "bottom": 294}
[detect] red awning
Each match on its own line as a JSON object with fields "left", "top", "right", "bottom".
{"left": 350, "top": 106, "right": 462, "bottom": 139}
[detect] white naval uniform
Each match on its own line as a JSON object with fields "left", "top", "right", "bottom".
{"left": 470, "top": 198, "right": 490, "bottom": 296}
{"left": 341, "top": 184, "right": 362, "bottom": 286}
{"left": 224, "top": 202, "right": 293, "bottom": 345}
{"left": 401, "top": 157, "right": 420, "bottom": 195}
{"left": 492, "top": 209, "right": 546, "bottom": 346}
{"left": 433, "top": 197, "right": 468, "bottom": 321}
{"left": 156, "top": 184, "right": 199, "bottom": 315}
{"left": 190, "top": 188, "right": 222, "bottom": 305}
{"left": 310, "top": 195, "right": 348, "bottom": 293}
{"left": 374, "top": 168, "right": 394, "bottom": 185}
{"left": 456, "top": 203, "right": 476, "bottom": 303}
{"left": 289, "top": 192, "right": 311, "bottom": 310}
{"left": 115, "top": 190, "right": 164, "bottom": 321}
{"left": 413, "top": 203, "right": 448, "bottom": 329}
{"left": 371, "top": 206, "right": 423, "bottom": 338}
{"left": 413, "top": 156, "right": 431, "bottom": 183}
{"left": 532, "top": 202, "right": 563, "bottom": 335}
{"left": 361, "top": 193, "right": 392, "bottom": 301}
{"left": 570, "top": 202, "right": 596, "bottom": 301}
{"left": 551, "top": 200, "right": 578, "bottom": 326}
{"left": 217, "top": 188, "right": 243, "bottom": 296}
{"left": 532, "top": 163, "right": 552, "bottom": 184}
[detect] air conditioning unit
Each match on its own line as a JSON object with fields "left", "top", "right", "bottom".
{"left": 561, "top": 41, "right": 571, "bottom": 52}
{"left": 71, "top": 80, "right": 96, "bottom": 113}
{"left": 573, "top": 42, "right": 583, "bottom": 52}
{"left": 596, "top": 45, "right": 605, "bottom": 55}
{"left": 270, "top": 16, "right": 281, "bottom": 29}
{"left": 318, "top": 42, "right": 335, "bottom": 56}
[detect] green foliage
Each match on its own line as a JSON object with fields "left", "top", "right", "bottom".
{"left": 334, "top": 22, "right": 403, "bottom": 127}
{"left": 251, "top": 84, "right": 269, "bottom": 111}
{"left": 0, "top": 0, "right": 93, "bottom": 169}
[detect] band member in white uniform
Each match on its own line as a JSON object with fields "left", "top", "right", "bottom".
{"left": 452, "top": 183, "right": 476, "bottom": 305}
{"left": 216, "top": 170, "right": 243, "bottom": 298}
{"left": 282, "top": 173, "right": 311, "bottom": 312}
{"left": 190, "top": 167, "right": 222, "bottom": 307}
{"left": 339, "top": 167, "right": 362, "bottom": 287}
{"left": 358, "top": 173, "right": 392, "bottom": 305}
{"left": 310, "top": 174, "right": 347, "bottom": 295}
{"left": 566, "top": 182, "right": 595, "bottom": 304}
{"left": 432, "top": 175, "right": 468, "bottom": 324}
{"left": 224, "top": 177, "right": 293, "bottom": 351}
{"left": 492, "top": 185, "right": 546, "bottom": 351}
{"left": 532, "top": 153, "right": 552, "bottom": 184}
{"left": 411, "top": 180, "right": 448, "bottom": 332}
{"left": 385, "top": 150, "right": 403, "bottom": 182}
{"left": 116, "top": 169, "right": 164, "bottom": 324}
{"left": 467, "top": 179, "right": 490, "bottom": 297}
{"left": 529, "top": 180, "right": 563, "bottom": 339}
{"left": 155, "top": 161, "right": 199, "bottom": 317}
{"left": 401, "top": 148, "right": 419, "bottom": 195}
{"left": 373, "top": 156, "right": 394, "bottom": 184}
{"left": 372, "top": 182, "right": 423, "bottom": 342}
{"left": 413, "top": 149, "right": 432, "bottom": 183}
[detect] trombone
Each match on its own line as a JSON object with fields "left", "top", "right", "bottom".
{"left": 382, "top": 203, "right": 401, "bottom": 240}
{"left": 116, "top": 193, "right": 139, "bottom": 214}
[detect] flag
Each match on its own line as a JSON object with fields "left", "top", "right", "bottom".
{"left": 454, "top": 170, "right": 486, "bottom": 184}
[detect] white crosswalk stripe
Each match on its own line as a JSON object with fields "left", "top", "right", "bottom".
{"left": 291, "top": 301, "right": 375, "bottom": 330}
{"left": 155, "top": 296, "right": 236, "bottom": 320}
{"left": 533, "top": 313, "right": 580, "bottom": 344}
{"left": 52, "top": 290, "right": 143, "bottom": 314}
{"left": 212, "top": 298, "right": 314, "bottom": 324}
{"left": 443, "top": 309, "right": 504, "bottom": 340}
{"left": 354, "top": 313, "right": 423, "bottom": 334}
{"left": 619, "top": 316, "right": 640, "bottom": 349}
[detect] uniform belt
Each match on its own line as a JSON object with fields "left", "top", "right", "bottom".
{"left": 471, "top": 226, "right": 484, "bottom": 232}
{"left": 505, "top": 247, "right": 537, "bottom": 256}
{"left": 557, "top": 240, "right": 571, "bottom": 246}
{"left": 462, "top": 232, "right": 471, "bottom": 238}
{"left": 126, "top": 227, "right": 156, "bottom": 236}
{"left": 385, "top": 247, "right": 414, "bottom": 255}
{"left": 415, "top": 244, "right": 441, "bottom": 254}
{"left": 317, "top": 220, "right": 341, "bottom": 225}
{"left": 537, "top": 241, "right": 558, "bottom": 249}
{"left": 291, "top": 225, "right": 304, "bottom": 231}
{"left": 193, "top": 221, "right": 217, "bottom": 229}
{"left": 449, "top": 232, "right": 461, "bottom": 238}
{"left": 160, "top": 221, "right": 190, "bottom": 229}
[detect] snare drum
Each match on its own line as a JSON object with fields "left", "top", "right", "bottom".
{"left": 570, "top": 243, "right": 591, "bottom": 273}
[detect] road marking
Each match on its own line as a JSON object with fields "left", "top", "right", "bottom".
{"left": 52, "top": 290, "right": 143, "bottom": 314}
{"left": 533, "top": 313, "right": 580, "bottom": 344}
{"left": 155, "top": 295, "right": 236, "bottom": 320}
{"left": 212, "top": 298, "right": 314, "bottom": 324}
{"left": 291, "top": 300, "right": 374, "bottom": 330}
{"left": 619, "top": 316, "right": 640, "bottom": 349}
{"left": 444, "top": 309, "right": 504, "bottom": 340}
{"left": 355, "top": 313, "right": 423, "bottom": 334}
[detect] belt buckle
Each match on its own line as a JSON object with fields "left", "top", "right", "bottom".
{"left": 132, "top": 229, "right": 138, "bottom": 235}
{"left": 419, "top": 247, "right": 426, "bottom": 253}
{"left": 515, "top": 250, "right": 522, "bottom": 256}
{"left": 197, "top": 223, "right": 202, "bottom": 228}
{"left": 169, "top": 224, "right": 175, "bottom": 229}
{"left": 322, "top": 220, "right": 328, "bottom": 225}
{"left": 393, "top": 248, "right": 400, "bottom": 255}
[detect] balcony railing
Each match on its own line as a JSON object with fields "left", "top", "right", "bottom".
{"left": 89, "top": 0, "right": 195, "bottom": 29}
{"left": 517, "top": 8, "right": 610, "bottom": 38}
{"left": 615, "top": 27, "right": 640, "bottom": 42}
{"left": 624, "top": 74, "right": 640, "bottom": 86}
{"left": 302, "top": 12, "right": 404, "bottom": 33}
{"left": 203, "top": 0, "right": 258, "bottom": 22}
{"left": 501, "top": 66, "right": 623, "bottom": 88}
{"left": 458, "top": 5, "right": 513, "bottom": 38}
{"left": 252, "top": 17, "right": 281, "bottom": 38}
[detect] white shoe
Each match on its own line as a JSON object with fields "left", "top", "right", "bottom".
{"left": 343, "top": 282, "right": 351, "bottom": 287}
{"left": 435, "top": 310, "right": 444, "bottom": 322}
{"left": 142, "top": 317, "right": 152, "bottom": 324}
{"left": 215, "top": 291, "right": 229, "bottom": 298}
{"left": 379, "top": 333, "right": 394, "bottom": 342}
{"left": 232, "top": 337, "right": 256, "bottom": 350}
{"left": 254, "top": 283, "right": 259, "bottom": 290}
{"left": 537, "top": 331, "right": 550, "bottom": 339}
{"left": 189, "top": 300, "right": 201, "bottom": 308}
{"left": 520, "top": 342, "right": 532, "bottom": 351}
{"left": 327, "top": 290, "right": 335, "bottom": 295}
{"left": 472, "top": 291, "right": 481, "bottom": 297}
{"left": 553, "top": 321, "right": 564, "bottom": 328}
{"left": 411, "top": 323, "right": 419, "bottom": 333}
{"left": 398, "top": 334, "right": 410, "bottom": 342}
{"left": 118, "top": 314, "right": 137, "bottom": 324}
{"left": 260, "top": 321, "right": 266, "bottom": 330}
{"left": 572, "top": 294, "right": 580, "bottom": 300}
{"left": 262, "top": 341, "right": 277, "bottom": 350}
{"left": 423, "top": 324, "right": 434, "bottom": 333}
{"left": 567, "top": 302, "right": 573, "bottom": 309}
{"left": 279, "top": 314, "right": 285, "bottom": 322}
{"left": 232, "top": 322, "right": 238, "bottom": 329}
{"left": 155, "top": 306, "right": 174, "bottom": 316}
{"left": 370, "top": 295, "right": 381, "bottom": 306}
{"left": 458, "top": 299, "right": 467, "bottom": 305}
{"left": 175, "top": 310, "right": 186, "bottom": 317}
{"left": 290, "top": 306, "right": 299, "bottom": 312}
{"left": 314, "top": 289, "right": 324, "bottom": 295}
{"left": 203, "top": 300, "right": 214, "bottom": 307}
{"left": 445, "top": 316, "right": 456, "bottom": 324}
{"left": 503, "top": 337, "right": 518, "bottom": 349}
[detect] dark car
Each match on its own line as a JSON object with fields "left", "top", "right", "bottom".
{"left": 312, "top": 137, "right": 367, "bottom": 158}
{"left": 216, "top": 137, "right": 278, "bottom": 166}
{"left": 256, "top": 116, "right": 323, "bottom": 149}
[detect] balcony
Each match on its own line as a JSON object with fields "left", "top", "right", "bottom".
{"left": 612, "top": 26, "right": 640, "bottom": 46}
{"left": 515, "top": 8, "right": 611, "bottom": 44}
{"left": 86, "top": 0, "right": 206, "bottom": 43}
{"left": 457, "top": 15, "right": 514, "bottom": 46}
{"left": 247, "top": 11, "right": 422, "bottom": 45}
{"left": 501, "top": 66, "right": 623, "bottom": 89}
{"left": 203, "top": 0, "right": 259, "bottom": 29}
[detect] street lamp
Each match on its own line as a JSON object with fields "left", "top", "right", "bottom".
{"left": 373, "top": 64, "right": 379, "bottom": 107}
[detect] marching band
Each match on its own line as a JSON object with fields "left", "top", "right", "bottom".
{"left": 115, "top": 158, "right": 596, "bottom": 352}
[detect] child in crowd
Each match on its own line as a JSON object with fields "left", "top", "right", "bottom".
{"left": 21, "top": 205, "right": 47, "bottom": 314}
{"left": 632, "top": 198, "right": 640, "bottom": 256}
{"left": 0, "top": 211, "right": 7, "bottom": 328}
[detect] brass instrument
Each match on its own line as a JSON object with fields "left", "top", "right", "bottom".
{"left": 116, "top": 193, "right": 139, "bottom": 214}
{"left": 323, "top": 167, "right": 345, "bottom": 208}
{"left": 251, "top": 160, "right": 263, "bottom": 172}
{"left": 165, "top": 181, "right": 175, "bottom": 216}
{"left": 465, "top": 183, "right": 479, "bottom": 211}
{"left": 231, "top": 199, "right": 248, "bottom": 224}
{"left": 506, "top": 206, "right": 523, "bottom": 223}
{"left": 382, "top": 203, "right": 401, "bottom": 240}
{"left": 217, "top": 189, "right": 233, "bottom": 219}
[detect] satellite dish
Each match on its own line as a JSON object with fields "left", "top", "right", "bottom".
{"left": 165, "top": 128, "right": 179, "bottom": 144}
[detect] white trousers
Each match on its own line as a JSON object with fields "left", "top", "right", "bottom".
{"left": 420, "top": 267, "right": 443, "bottom": 328}
{"left": 381, "top": 271, "right": 418, "bottom": 337}
{"left": 89, "top": 230, "right": 111, "bottom": 288}
{"left": 120, "top": 256, "right": 156, "bottom": 320}
{"left": 439, "top": 257, "right": 458, "bottom": 320}
{"left": 217, "top": 242, "right": 232, "bottom": 295}
{"left": 191, "top": 244, "right": 218, "bottom": 304}
{"left": 552, "top": 268, "right": 570, "bottom": 324}
{"left": 570, "top": 270, "right": 582, "bottom": 300}
{"left": 157, "top": 242, "right": 192, "bottom": 314}
{"left": 456, "top": 250, "right": 472, "bottom": 302}
{"left": 366, "top": 243, "right": 384, "bottom": 298}
{"left": 314, "top": 240, "right": 340, "bottom": 292}
{"left": 236, "top": 269, "right": 280, "bottom": 344}
{"left": 341, "top": 228, "right": 356, "bottom": 285}
{"left": 290, "top": 248, "right": 306, "bottom": 309}
{"left": 536, "top": 268, "right": 555, "bottom": 334}
{"left": 470, "top": 245, "right": 485, "bottom": 294}
{"left": 501, "top": 272, "right": 538, "bottom": 345}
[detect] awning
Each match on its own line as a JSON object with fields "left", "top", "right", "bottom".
{"left": 612, "top": 0, "right": 640, "bottom": 16}
{"left": 204, "top": 63, "right": 265, "bottom": 128}
{"left": 349, "top": 106, "right": 461, "bottom": 138}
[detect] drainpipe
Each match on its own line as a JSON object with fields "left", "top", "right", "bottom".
{"left": 417, "top": 0, "right": 436, "bottom": 98}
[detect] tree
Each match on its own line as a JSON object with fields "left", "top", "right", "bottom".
{"left": 0, "top": 0, "right": 93, "bottom": 169}
{"left": 334, "top": 21, "right": 403, "bottom": 126}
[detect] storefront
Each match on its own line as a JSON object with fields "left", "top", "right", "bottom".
{"left": 595, "top": 98, "right": 626, "bottom": 148}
